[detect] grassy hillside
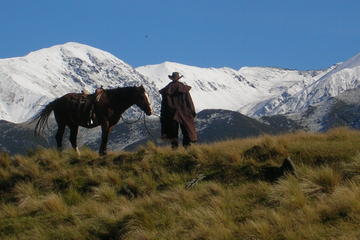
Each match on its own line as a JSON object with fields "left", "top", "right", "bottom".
{"left": 1, "top": 127, "right": 360, "bottom": 240}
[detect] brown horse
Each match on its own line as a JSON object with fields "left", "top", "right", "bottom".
{"left": 33, "top": 85, "right": 152, "bottom": 155}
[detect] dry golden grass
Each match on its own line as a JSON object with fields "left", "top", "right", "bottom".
{"left": 1, "top": 127, "right": 360, "bottom": 239}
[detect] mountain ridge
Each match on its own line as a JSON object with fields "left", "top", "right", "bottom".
{"left": 0, "top": 42, "right": 359, "bottom": 129}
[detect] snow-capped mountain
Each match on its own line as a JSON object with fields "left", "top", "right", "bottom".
{"left": 137, "top": 62, "right": 260, "bottom": 112}
{"left": 1, "top": 42, "right": 359, "bottom": 125}
{"left": 0, "top": 42, "right": 160, "bottom": 123}
{"left": 136, "top": 62, "right": 333, "bottom": 116}
{"left": 254, "top": 53, "right": 360, "bottom": 117}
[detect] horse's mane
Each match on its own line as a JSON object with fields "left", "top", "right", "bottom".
{"left": 105, "top": 86, "right": 140, "bottom": 95}
{"left": 104, "top": 86, "right": 141, "bottom": 103}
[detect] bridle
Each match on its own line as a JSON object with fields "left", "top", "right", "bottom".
{"left": 120, "top": 90, "right": 159, "bottom": 139}
{"left": 142, "top": 114, "right": 159, "bottom": 140}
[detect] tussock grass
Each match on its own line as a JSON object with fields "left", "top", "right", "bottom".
{"left": 1, "top": 127, "right": 360, "bottom": 239}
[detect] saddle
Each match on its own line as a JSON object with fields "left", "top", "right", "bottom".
{"left": 70, "top": 88, "right": 105, "bottom": 127}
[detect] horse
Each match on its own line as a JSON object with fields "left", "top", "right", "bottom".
{"left": 33, "top": 85, "right": 152, "bottom": 155}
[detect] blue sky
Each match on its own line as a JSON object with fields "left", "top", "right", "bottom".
{"left": 1, "top": 0, "right": 359, "bottom": 70}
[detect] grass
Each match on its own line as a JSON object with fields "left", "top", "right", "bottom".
{"left": 1, "top": 127, "right": 360, "bottom": 239}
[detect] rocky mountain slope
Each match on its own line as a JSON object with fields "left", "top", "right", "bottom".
{"left": 284, "top": 87, "right": 360, "bottom": 132}
{"left": 0, "top": 109, "right": 292, "bottom": 155}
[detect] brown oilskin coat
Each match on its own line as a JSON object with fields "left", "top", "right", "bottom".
{"left": 159, "top": 81, "right": 197, "bottom": 141}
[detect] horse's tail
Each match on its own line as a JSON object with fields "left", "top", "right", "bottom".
{"left": 32, "top": 100, "right": 57, "bottom": 136}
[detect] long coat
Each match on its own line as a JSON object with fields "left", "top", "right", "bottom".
{"left": 159, "top": 81, "right": 197, "bottom": 141}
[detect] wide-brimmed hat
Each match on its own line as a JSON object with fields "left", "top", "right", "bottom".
{"left": 168, "top": 72, "right": 183, "bottom": 81}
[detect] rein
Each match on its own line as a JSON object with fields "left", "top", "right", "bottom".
{"left": 143, "top": 114, "right": 158, "bottom": 140}
{"left": 120, "top": 112, "right": 161, "bottom": 141}
{"left": 120, "top": 112, "right": 144, "bottom": 124}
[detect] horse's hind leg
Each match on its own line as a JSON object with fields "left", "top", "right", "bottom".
{"left": 69, "top": 125, "right": 80, "bottom": 155}
{"left": 55, "top": 124, "right": 66, "bottom": 151}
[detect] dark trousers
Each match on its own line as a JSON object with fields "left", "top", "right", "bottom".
{"left": 162, "top": 119, "right": 192, "bottom": 148}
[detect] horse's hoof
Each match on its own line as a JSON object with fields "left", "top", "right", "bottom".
{"left": 75, "top": 147, "right": 81, "bottom": 156}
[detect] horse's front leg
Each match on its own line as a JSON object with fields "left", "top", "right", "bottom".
{"left": 99, "top": 121, "right": 112, "bottom": 156}
{"left": 69, "top": 125, "right": 80, "bottom": 156}
{"left": 55, "top": 124, "right": 66, "bottom": 151}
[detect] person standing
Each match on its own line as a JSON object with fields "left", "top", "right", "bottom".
{"left": 159, "top": 72, "right": 197, "bottom": 148}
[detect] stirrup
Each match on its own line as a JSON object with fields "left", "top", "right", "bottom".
{"left": 87, "top": 119, "right": 94, "bottom": 126}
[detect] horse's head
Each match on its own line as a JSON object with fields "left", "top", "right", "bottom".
{"left": 134, "top": 86, "right": 152, "bottom": 116}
